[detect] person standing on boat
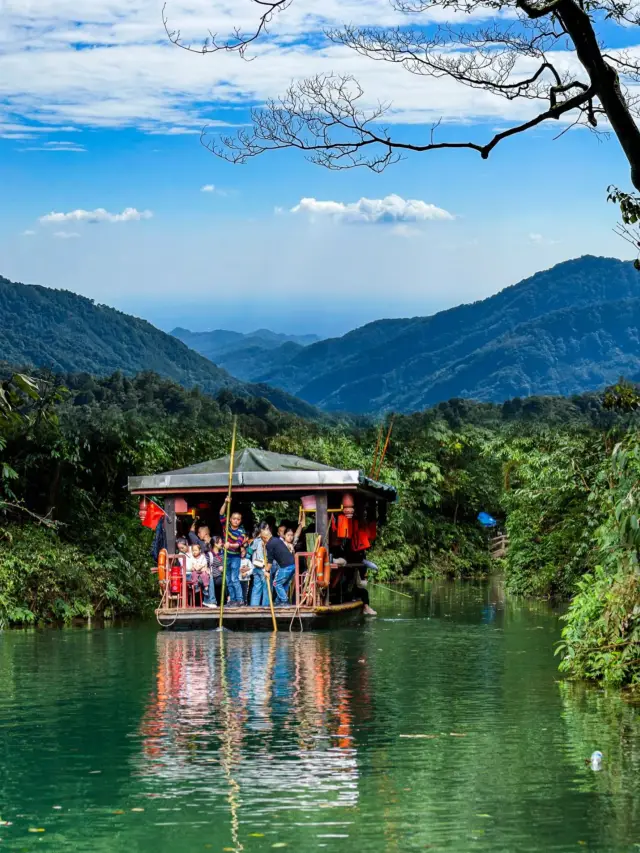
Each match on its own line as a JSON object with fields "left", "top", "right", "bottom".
{"left": 248, "top": 523, "right": 270, "bottom": 607}
{"left": 263, "top": 525, "right": 296, "bottom": 607}
{"left": 219, "top": 496, "right": 246, "bottom": 607}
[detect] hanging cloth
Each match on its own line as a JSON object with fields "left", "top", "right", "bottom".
{"left": 151, "top": 518, "right": 167, "bottom": 561}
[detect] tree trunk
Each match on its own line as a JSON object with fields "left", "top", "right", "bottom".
{"left": 559, "top": 0, "right": 640, "bottom": 191}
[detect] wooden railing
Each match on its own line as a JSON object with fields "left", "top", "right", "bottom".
{"left": 489, "top": 534, "right": 508, "bottom": 559}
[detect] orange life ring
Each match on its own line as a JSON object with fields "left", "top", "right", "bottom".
{"left": 315, "top": 546, "right": 330, "bottom": 588}
{"left": 157, "top": 548, "right": 168, "bottom": 584}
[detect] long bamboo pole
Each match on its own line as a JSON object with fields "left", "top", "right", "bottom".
{"left": 370, "top": 423, "right": 384, "bottom": 478}
{"left": 374, "top": 415, "right": 395, "bottom": 480}
{"left": 219, "top": 416, "right": 238, "bottom": 630}
{"left": 369, "top": 581, "right": 413, "bottom": 599}
{"left": 265, "top": 539, "right": 278, "bottom": 633}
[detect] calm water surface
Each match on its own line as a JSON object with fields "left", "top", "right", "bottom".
{"left": 1, "top": 580, "right": 640, "bottom": 852}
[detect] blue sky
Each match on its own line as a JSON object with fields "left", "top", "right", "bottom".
{"left": 1, "top": 0, "right": 637, "bottom": 337}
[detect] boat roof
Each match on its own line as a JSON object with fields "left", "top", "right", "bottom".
{"left": 128, "top": 447, "right": 396, "bottom": 502}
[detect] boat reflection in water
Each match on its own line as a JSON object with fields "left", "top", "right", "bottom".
{"left": 136, "top": 632, "right": 362, "bottom": 848}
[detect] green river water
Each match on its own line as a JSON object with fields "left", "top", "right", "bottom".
{"left": 1, "top": 580, "right": 640, "bottom": 852}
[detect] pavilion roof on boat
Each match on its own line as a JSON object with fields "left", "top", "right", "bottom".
{"left": 128, "top": 448, "right": 397, "bottom": 504}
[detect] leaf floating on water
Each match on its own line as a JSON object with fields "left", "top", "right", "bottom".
{"left": 131, "top": 808, "right": 145, "bottom": 812}
{"left": 272, "top": 844, "right": 288, "bottom": 848}
{"left": 449, "top": 732, "right": 467, "bottom": 737}
{"left": 89, "top": 771, "right": 102, "bottom": 775}
{"left": 52, "top": 806, "right": 62, "bottom": 810}
{"left": 0, "top": 820, "right": 13, "bottom": 826}
{"left": 399, "top": 734, "right": 438, "bottom": 739}
{"left": 250, "top": 833, "right": 265, "bottom": 837}
{"left": 28, "top": 828, "right": 45, "bottom": 833}
{"left": 112, "top": 810, "right": 125, "bottom": 815}
{"left": 475, "top": 814, "right": 492, "bottom": 818}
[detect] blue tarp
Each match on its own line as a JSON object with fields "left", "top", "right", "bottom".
{"left": 477, "top": 512, "right": 497, "bottom": 528}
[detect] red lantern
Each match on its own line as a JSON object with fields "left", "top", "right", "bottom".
{"left": 138, "top": 498, "right": 148, "bottom": 524}
{"left": 342, "top": 493, "right": 355, "bottom": 519}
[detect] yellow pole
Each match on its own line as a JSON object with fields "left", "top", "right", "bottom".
{"left": 265, "top": 542, "right": 278, "bottom": 633}
{"left": 370, "top": 423, "right": 384, "bottom": 478}
{"left": 219, "top": 416, "right": 238, "bottom": 630}
{"left": 374, "top": 415, "right": 395, "bottom": 480}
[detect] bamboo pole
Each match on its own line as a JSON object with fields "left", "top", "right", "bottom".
{"left": 369, "top": 581, "right": 413, "bottom": 599}
{"left": 374, "top": 415, "right": 395, "bottom": 480}
{"left": 370, "top": 423, "right": 384, "bottom": 478}
{"left": 219, "top": 416, "right": 238, "bottom": 630}
{"left": 265, "top": 542, "right": 278, "bottom": 633}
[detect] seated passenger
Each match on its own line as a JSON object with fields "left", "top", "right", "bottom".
{"left": 187, "top": 543, "right": 210, "bottom": 603}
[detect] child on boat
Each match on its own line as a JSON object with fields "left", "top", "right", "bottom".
{"left": 204, "top": 536, "right": 224, "bottom": 608}
{"left": 239, "top": 546, "right": 253, "bottom": 605}
{"left": 219, "top": 496, "right": 246, "bottom": 607}
{"left": 188, "top": 543, "right": 210, "bottom": 603}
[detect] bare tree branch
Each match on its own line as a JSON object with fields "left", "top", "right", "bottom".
{"left": 162, "top": 0, "right": 291, "bottom": 58}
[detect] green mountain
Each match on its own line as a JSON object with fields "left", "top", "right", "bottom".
{"left": 246, "top": 256, "right": 640, "bottom": 412}
{"left": 0, "top": 275, "right": 320, "bottom": 418}
{"left": 171, "top": 326, "right": 320, "bottom": 375}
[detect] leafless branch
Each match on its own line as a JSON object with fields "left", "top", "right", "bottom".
{"left": 209, "top": 72, "right": 596, "bottom": 170}
{"left": 162, "top": 0, "right": 292, "bottom": 58}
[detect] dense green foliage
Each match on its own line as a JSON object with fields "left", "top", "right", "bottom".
{"left": 2, "top": 364, "right": 640, "bottom": 688}
{"left": 223, "top": 255, "right": 640, "bottom": 412}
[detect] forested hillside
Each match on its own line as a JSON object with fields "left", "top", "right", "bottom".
{"left": 245, "top": 256, "right": 640, "bottom": 411}
{"left": 0, "top": 275, "right": 319, "bottom": 418}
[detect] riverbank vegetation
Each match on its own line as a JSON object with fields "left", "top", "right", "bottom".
{"left": 1, "top": 366, "right": 639, "bottom": 685}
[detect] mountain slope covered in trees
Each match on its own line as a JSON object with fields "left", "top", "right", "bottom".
{"left": 0, "top": 275, "right": 320, "bottom": 418}
{"left": 246, "top": 256, "right": 640, "bottom": 412}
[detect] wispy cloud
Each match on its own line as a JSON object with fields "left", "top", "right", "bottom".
{"left": 290, "top": 194, "right": 454, "bottom": 224}
{"left": 53, "top": 230, "right": 80, "bottom": 239}
{"left": 21, "top": 229, "right": 36, "bottom": 236}
{"left": 39, "top": 207, "right": 153, "bottom": 224}
{"left": 200, "top": 183, "right": 229, "bottom": 196}
{"left": 22, "top": 140, "right": 86, "bottom": 152}
{"left": 529, "top": 232, "right": 561, "bottom": 245}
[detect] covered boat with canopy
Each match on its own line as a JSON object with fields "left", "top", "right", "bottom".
{"left": 128, "top": 447, "right": 397, "bottom": 630}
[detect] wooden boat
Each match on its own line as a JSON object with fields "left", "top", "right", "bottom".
{"left": 128, "top": 448, "right": 397, "bottom": 631}
{"left": 155, "top": 600, "right": 364, "bottom": 631}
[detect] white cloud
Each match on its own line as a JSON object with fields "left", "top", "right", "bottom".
{"left": 201, "top": 184, "right": 216, "bottom": 192}
{"left": 21, "top": 229, "right": 36, "bottom": 236}
{"left": 53, "top": 230, "right": 80, "bottom": 239}
{"left": 22, "top": 140, "right": 86, "bottom": 152}
{"left": 529, "top": 232, "right": 561, "bottom": 245}
{"left": 39, "top": 207, "right": 153, "bottom": 224}
{"left": 290, "top": 194, "right": 454, "bottom": 224}
{"left": 0, "top": 0, "right": 606, "bottom": 135}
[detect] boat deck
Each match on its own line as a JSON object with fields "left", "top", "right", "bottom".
{"left": 155, "top": 600, "right": 364, "bottom": 630}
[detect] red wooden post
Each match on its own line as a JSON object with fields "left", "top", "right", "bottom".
{"left": 294, "top": 553, "right": 300, "bottom": 606}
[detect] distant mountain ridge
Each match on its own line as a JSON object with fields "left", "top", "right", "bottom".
{"left": 224, "top": 255, "right": 640, "bottom": 412}
{"left": 171, "top": 326, "right": 320, "bottom": 371}
{"left": 0, "top": 276, "right": 321, "bottom": 419}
